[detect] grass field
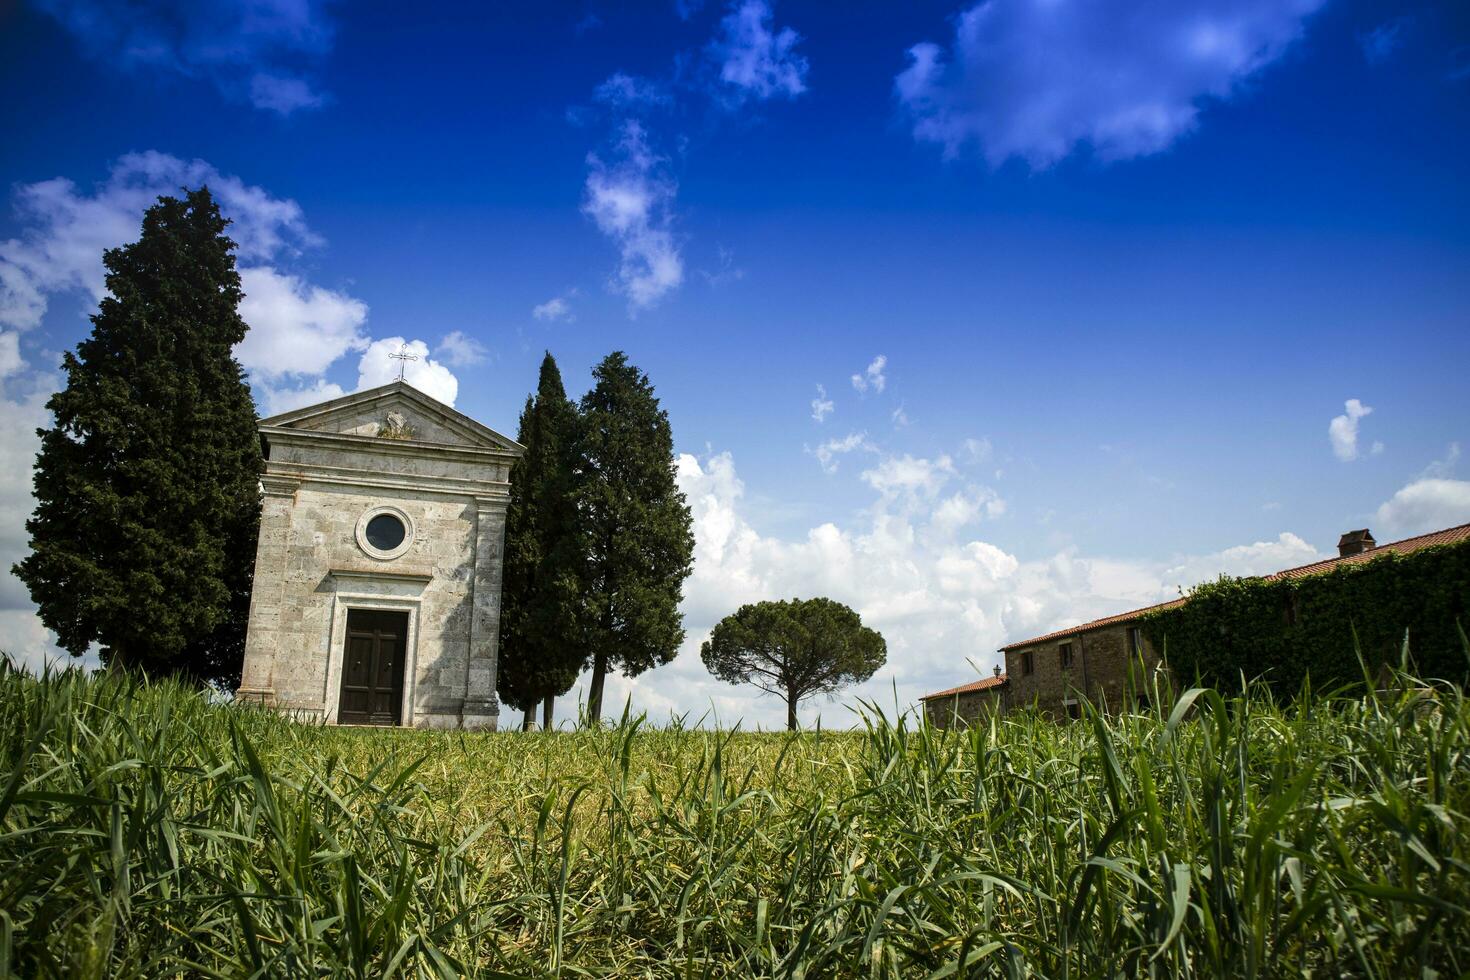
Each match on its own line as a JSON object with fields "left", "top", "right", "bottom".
{"left": 2, "top": 656, "right": 1468, "bottom": 978}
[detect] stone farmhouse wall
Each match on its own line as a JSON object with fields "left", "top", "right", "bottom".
{"left": 923, "top": 686, "right": 1006, "bottom": 728}
{"left": 1003, "top": 624, "right": 1161, "bottom": 719}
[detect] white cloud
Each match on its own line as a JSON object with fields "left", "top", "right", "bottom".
{"left": 851, "top": 354, "right": 887, "bottom": 394}
{"left": 810, "top": 431, "right": 876, "bottom": 473}
{"left": 1160, "top": 532, "right": 1320, "bottom": 590}
{"left": 1375, "top": 479, "right": 1470, "bottom": 538}
{"left": 706, "top": 0, "right": 810, "bottom": 106}
{"left": 0, "top": 151, "right": 318, "bottom": 335}
{"left": 258, "top": 378, "right": 346, "bottom": 416}
{"left": 0, "top": 357, "right": 90, "bottom": 676}
{"left": 0, "top": 152, "right": 449, "bottom": 421}
{"left": 571, "top": 448, "right": 1323, "bottom": 729}
{"left": 861, "top": 453, "right": 956, "bottom": 503}
{"left": 437, "top": 330, "right": 490, "bottom": 367}
{"left": 891, "top": 402, "right": 911, "bottom": 427}
{"left": 35, "top": 0, "right": 334, "bottom": 114}
{"left": 583, "top": 121, "right": 684, "bottom": 312}
{"left": 810, "top": 384, "right": 833, "bottom": 422}
{"left": 532, "top": 294, "right": 576, "bottom": 322}
{"left": 236, "top": 266, "right": 368, "bottom": 378}
{"left": 356, "top": 337, "right": 459, "bottom": 407}
{"left": 895, "top": 0, "right": 1325, "bottom": 169}
{"left": 1329, "top": 398, "right": 1374, "bottom": 461}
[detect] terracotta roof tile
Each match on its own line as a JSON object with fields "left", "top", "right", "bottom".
{"left": 921, "top": 522, "right": 1470, "bottom": 701}
{"left": 919, "top": 674, "right": 1008, "bottom": 701}
{"left": 1264, "top": 522, "right": 1470, "bottom": 580}
{"left": 994, "top": 522, "right": 1469, "bottom": 654}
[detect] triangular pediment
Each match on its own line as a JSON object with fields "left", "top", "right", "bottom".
{"left": 260, "top": 380, "right": 522, "bottom": 453}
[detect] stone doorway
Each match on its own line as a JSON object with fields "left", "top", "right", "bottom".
{"left": 338, "top": 609, "right": 408, "bottom": 725}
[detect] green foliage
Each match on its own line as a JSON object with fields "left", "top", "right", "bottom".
{"left": 701, "top": 597, "right": 887, "bottom": 730}
{"left": 4, "top": 651, "right": 1470, "bottom": 976}
{"left": 574, "top": 351, "right": 694, "bottom": 722}
{"left": 12, "top": 188, "right": 262, "bottom": 686}
{"left": 498, "top": 353, "right": 588, "bottom": 727}
{"left": 1143, "top": 542, "right": 1470, "bottom": 695}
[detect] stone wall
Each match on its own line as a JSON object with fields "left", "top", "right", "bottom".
{"left": 923, "top": 686, "right": 1006, "bottom": 728}
{"left": 1003, "top": 624, "right": 1160, "bottom": 719}
{"left": 237, "top": 382, "right": 520, "bottom": 730}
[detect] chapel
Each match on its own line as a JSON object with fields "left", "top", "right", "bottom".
{"left": 235, "top": 380, "right": 523, "bottom": 729}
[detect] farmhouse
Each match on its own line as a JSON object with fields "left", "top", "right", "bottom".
{"left": 235, "top": 380, "right": 524, "bottom": 729}
{"left": 923, "top": 522, "right": 1470, "bottom": 724}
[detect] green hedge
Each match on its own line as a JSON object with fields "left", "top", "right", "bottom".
{"left": 1142, "top": 541, "right": 1470, "bottom": 695}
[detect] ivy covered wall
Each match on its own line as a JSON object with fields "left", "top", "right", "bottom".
{"left": 1141, "top": 543, "right": 1470, "bottom": 695}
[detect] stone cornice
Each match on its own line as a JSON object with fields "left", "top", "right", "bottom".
{"left": 261, "top": 460, "right": 511, "bottom": 500}
{"left": 329, "top": 568, "right": 434, "bottom": 584}
{"left": 260, "top": 474, "right": 302, "bottom": 498}
{"left": 261, "top": 425, "right": 522, "bottom": 465}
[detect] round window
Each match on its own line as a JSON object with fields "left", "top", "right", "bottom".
{"left": 365, "top": 513, "right": 406, "bottom": 551}
{"left": 355, "top": 506, "right": 414, "bottom": 560}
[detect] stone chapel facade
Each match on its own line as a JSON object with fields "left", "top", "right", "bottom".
{"left": 235, "top": 380, "right": 523, "bottom": 729}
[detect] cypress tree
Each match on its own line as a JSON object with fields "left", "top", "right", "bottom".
{"left": 13, "top": 188, "right": 262, "bottom": 686}
{"left": 576, "top": 351, "right": 694, "bottom": 723}
{"left": 497, "top": 353, "right": 587, "bottom": 729}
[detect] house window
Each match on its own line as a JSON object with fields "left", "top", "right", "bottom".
{"left": 1127, "top": 627, "right": 1144, "bottom": 656}
{"left": 1021, "top": 650, "right": 1034, "bottom": 676}
{"left": 1064, "top": 700, "right": 1082, "bottom": 721}
{"left": 1058, "top": 642, "right": 1074, "bottom": 669}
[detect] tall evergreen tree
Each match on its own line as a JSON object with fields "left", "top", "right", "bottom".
{"left": 14, "top": 188, "right": 262, "bottom": 686}
{"left": 576, "top": 351, "right": 694, "bottom": 723}
{"left": 497, "top": 353, "right": 587, "bottom": 729}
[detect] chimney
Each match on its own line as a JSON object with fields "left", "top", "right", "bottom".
{"left": 1337, "top": 528, "right": 1376, "bottom": 557}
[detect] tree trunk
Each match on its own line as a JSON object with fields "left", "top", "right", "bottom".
{"left": 587, "top": 650, "right": 608, "bottom": 725}
{"left": 786, "top": 691, "right": 798, "bottom": 731}
{"left": 521, "top": 705, "right": 535, "bottom": 731}
{"left": 542, "top": 694, "right": 554, "bottom": 731}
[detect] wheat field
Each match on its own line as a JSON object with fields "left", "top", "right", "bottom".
{"left": 2, "top": 654, "right": 1467, "bottom": 978}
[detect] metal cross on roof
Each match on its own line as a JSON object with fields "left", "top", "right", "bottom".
{"left": 388, "top": 343, "right": 419, "bottom": 381}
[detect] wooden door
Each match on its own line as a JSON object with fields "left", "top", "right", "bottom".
{"left": 337, "top": 609, "right": 408, "bottom": 725}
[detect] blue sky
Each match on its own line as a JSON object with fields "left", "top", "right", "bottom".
{"left": 1, "top": 0, "right": 1467, "bottom": 726}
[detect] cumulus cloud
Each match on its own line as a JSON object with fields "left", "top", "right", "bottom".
{"left": 583, "top": 121, "right": 684, "bottom": 312}
{"left": 895, "top": 0, "right": 1326, "bottom": 169}
{"left": 571, "top": 448, "right": 1322, "bottom": 729}
{"left": 236, "top": 266, "right": 368, "bottom": 377}
{"left": 0, "top": 360, "right": 86, "bottom": 674}
{"left": 0, "top": 151, "right": 318, "bottom": 335}
{"left": 1328, "top": 398, "right": 1375, "bottom": 461}
{"left": 706, "top": 0, "right": 810, "bottom": 106}
{"left": 1375, "top": 479, "right": 1470, "bottom": 538}
{"left": 437, "top": 330, "right": 490, "bottom": 367}
{"left": 532, "top": 294, "right": 576, "bottom": 322}
{"left": 0, "top": 151, "right": 430, "bottom": 417}
{"left": 810, "top": 384, "right": 833, "bottom": 422}
{"left": 34, "top": 0, "right": 334, "bottom": 114}
{"left": 851, "top": 354, "right": 887, "bottom": 394}
{"left": 356, "top": 337, "right": 459, "bottom": 407}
